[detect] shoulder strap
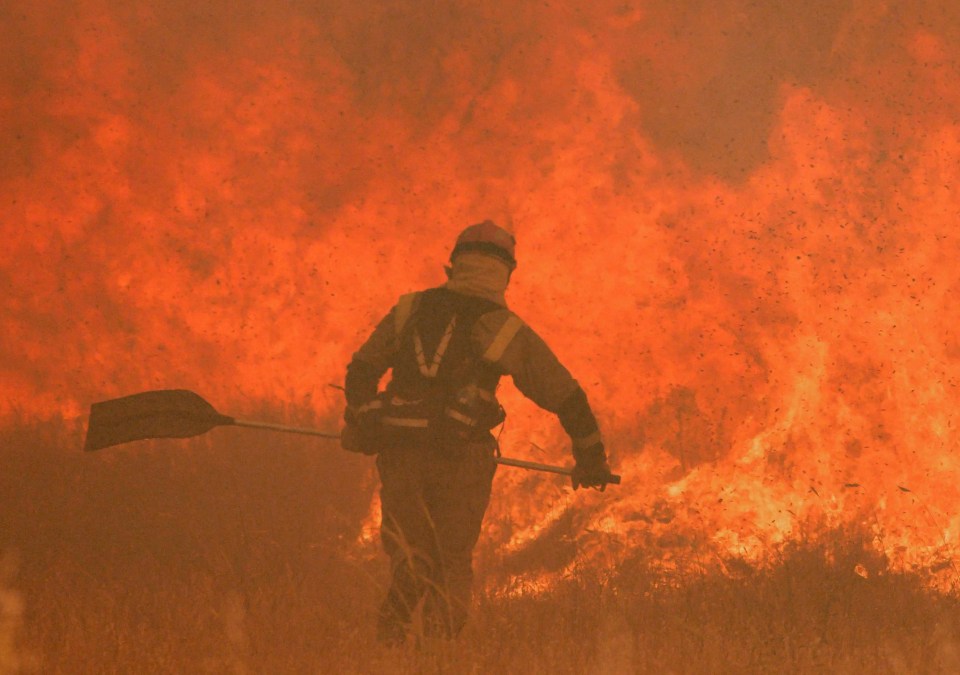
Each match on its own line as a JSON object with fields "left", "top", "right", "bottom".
{"left": 393, "top": 292, "right": 421, "bottom": 345}
{"left": 482, "top": 314, "right": 525, "bottom": 363}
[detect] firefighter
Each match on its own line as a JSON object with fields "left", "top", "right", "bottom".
{"left": 342, "top": 220, "right": 612, "bottom": 644}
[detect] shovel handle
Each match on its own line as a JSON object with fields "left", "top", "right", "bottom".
{"left": 236, "top": 417, "right": 622, "bottom": 484}
{"left": 494, "top": 456, "right": 621, "bottom": 485}
{"left": 230, "top": 418, "right": 341, "bottom": 439}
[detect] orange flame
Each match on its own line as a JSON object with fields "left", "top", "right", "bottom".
{"left": 4, "top": 1, "right": 960, "bottom": 586}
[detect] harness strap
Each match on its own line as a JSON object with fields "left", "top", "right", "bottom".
{"left": 445, "top": 408, "right": 478, "bottom": 427}
{"left": 381, "top": 417, "right": 430, "bottom": 428}
{"left": 413, "top": 314, "right": 457, "bottom": 378}
{"left": 476, "top": 388, "right": 496, "bottom": 402}
{"left": 356, "top": 399, "right": 383, "bottom": 415}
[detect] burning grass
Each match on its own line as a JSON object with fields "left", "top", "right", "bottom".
{"left": 2, "top": 418, "right": 959, "bottom": 673}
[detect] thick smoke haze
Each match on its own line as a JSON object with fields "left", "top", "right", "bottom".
{"left": 3, "top": 1, "right": 960, "bottom": 571}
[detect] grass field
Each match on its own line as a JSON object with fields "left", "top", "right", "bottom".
{"left": 2, "top": 419, "right": 959, "bottom": 674}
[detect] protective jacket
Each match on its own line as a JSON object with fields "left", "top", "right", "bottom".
{"left": 344, "top": 253, "right": 603, "bottom": 453}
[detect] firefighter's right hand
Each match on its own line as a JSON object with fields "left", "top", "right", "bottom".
{"left": 571, "top": 442, "right": 613, "bottom": 490}
{"left": 341, "top": 405, "right": 380, "bottom": 455}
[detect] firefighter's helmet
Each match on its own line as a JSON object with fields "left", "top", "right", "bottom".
{"left": 450, "top": 220, "right": 517, "bottom": 270}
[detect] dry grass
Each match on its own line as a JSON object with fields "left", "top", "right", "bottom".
{"left": 2, "top": 418, "right": 959, "bottom": 674}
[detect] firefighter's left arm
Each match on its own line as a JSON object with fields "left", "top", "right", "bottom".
{"left": 474, "top": 312, "right": 610, "bottom": 484}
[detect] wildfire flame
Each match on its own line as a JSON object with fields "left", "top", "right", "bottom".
{"left": 4, "top": 1, "right": 960, "bottom": 587}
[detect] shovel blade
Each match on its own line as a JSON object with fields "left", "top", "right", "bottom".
{"left": 83, "top": 389, "right": 232, "bottom": 452}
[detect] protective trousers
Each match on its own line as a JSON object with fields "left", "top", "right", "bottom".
{"left": 375, "top": 441, "right": 496, "bottom": 643}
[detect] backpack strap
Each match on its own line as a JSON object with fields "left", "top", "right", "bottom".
{"left": 413, "top": 314, "right": 457, "bottom": 378}
{"left": 393, "top": 292, "right": 421, "bottom": 351}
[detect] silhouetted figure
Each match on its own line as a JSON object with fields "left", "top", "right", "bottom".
{"left": 342, "top": 221, "right": 612, "bottom": 644}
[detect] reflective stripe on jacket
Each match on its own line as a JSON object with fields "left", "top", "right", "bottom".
{"left": 348, "top": 293, "right": 584, "bottom": 417}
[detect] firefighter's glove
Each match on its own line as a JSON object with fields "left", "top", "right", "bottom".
{"left": 341, "top": 404, "right": 381, "bottom": 456}
{"left": 571, "top": 442, "right": 612, "bottom": 491}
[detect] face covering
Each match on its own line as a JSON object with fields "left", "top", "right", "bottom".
{"left": 443, "top": 252, "right": 511, "bottom": 306}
